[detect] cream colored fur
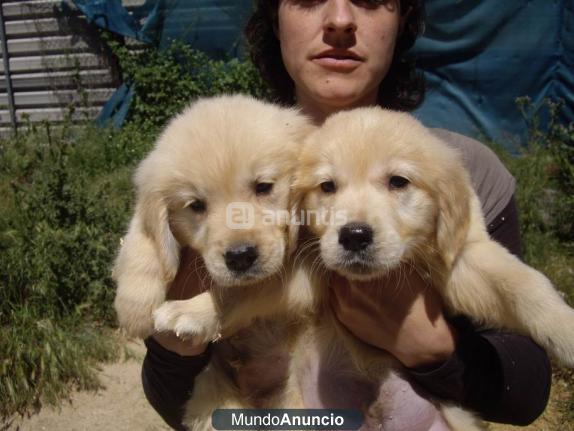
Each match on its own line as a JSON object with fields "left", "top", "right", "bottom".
{"left": 441, "top": 406, "right": 484, "bottom": 431}
{"left": 292, "top": 107, "right": 574, "bottom": 430}
{"left": 112, "top": 95, "right": 314, "bottom": 430}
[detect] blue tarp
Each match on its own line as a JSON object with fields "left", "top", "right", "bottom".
{"left": 411, "top": 0, "right": 574, "bottom": 146}
{"left": 72, "top": 0, "right": 252, "bottom": 52}
{"left": 73, "top": 0, "right": 574, "bottom": 148}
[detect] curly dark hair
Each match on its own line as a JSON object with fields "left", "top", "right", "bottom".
{"left": 245, "top": 0, "right": 425, "bottom": 111}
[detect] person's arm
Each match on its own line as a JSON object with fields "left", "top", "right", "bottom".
{"left": 142, "top": 336, "right": 210, "bottom": 431}
{"left": 330, "top": 195, "right": 552, "bottom": 425}
{"left": 408, "top": 195, "right": 551, "bottom": 425}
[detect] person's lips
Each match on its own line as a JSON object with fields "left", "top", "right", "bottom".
{"left": 312, "top": 49, "right": 364, "bottom": 71}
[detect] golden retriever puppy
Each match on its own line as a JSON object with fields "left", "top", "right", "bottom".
{"left": 112, "top": 95, "right": 314, "bottom": 430}
{"left": 113, "top": 94, "right": 312, "bottom": 339}
{"left": 292, "top": 107, "right": 574, "bottom": 430}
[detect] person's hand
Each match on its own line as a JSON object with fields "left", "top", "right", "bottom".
{"left": 329, "top": 267, "right": 458, "bottom": 369}
{"left": 151, "top": 247, "right": 211, "bottom": 356}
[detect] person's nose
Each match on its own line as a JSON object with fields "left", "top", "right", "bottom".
{"left": 323, "top": 0, "right": 357, "bottom": 36}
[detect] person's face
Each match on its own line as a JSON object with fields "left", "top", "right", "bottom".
{"left": 277, "top": 0, "right": 402, "bottom": 116}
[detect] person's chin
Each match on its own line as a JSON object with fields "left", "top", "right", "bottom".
{"left": 312, "top": 86, "right": 367, "bottom": 109}
{"left": 311, "top": 75, "right": 378, "bottom": 108}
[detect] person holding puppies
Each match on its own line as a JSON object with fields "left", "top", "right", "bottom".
{"left": 142, "top": 1, "right": 551, "bottom": 429}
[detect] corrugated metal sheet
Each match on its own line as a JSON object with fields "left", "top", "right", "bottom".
{"left": 0, "top": 0, "right": 143, "bottom": 131}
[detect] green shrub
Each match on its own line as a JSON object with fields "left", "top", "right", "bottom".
{"left": 105, "top": 36, "right": 272, "bottom": 128}
{"left": 493, "top": 98, "right": 574, "bottom": 423}
{"left": 491, "top": 98, "right": 574, "bottom": 307}
{"left": 0, "top": 122, "right": 154, "bottom": 419}
{"left": 0, "top": 123, "right": 152, "bottom": 321}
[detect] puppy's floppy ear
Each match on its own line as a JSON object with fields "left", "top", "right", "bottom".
{"left": 283, "top": 112, "right": 316, "bottom": 256}
{"left": 112, "top": 191, "right": 180, "bottom": 338}
{"left": 434, "top": 165, "right": 471, "bottom": 270}
{"left": 138, "top": 193, "right": 180, "bottom": 281}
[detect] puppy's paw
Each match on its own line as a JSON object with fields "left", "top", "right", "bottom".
{"left": 153, "top": 303, "right": 203, "bottom": 336}
{"left": 153, "top": 298, "right": 221, "bottom": 343}
{"left": 542, "top": 308, "right": 574, "bottom": 367}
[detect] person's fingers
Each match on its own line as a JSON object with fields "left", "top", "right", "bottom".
{"left": 166, "top": 247, "right": 209, "bottom": 299}
{"left": 330, "top": 274, "right": 386, "bottom": 317}
{"left": 329, "top": 274, "right": 352, "bottom": 310}
{"left": 152, "top": 331, "right": 209, "bottom": 356}
{"left": 153, "top": 248, "right": 213, "bottom": 355}
{"left": 329, "top": 276, "right": 377, "bottom": 327}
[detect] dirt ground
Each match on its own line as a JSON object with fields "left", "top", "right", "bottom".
{"left": 9, "top": 339, "right": 170, "bottom": 431}
{"left": 6, "top": 338, "right": 573, "bottom": 431}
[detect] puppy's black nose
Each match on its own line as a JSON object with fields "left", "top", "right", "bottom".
{"left": 225, "top": 244, "right": 258, "bottom": 272}
{"left": 339, "top": 223, "right": 373, "bottom": 252}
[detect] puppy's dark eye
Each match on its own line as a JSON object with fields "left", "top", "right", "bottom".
{"left": 187, "top": 200, "right": 206, "bottom": 213}
{"left": 389, "top": 176, "right": 409, "bottom": 189}
{"left": 255, "top": 182, "right": 273, "bottom": 195}
{"left": 320, "top": 181, "right": 336, "bottom": 193}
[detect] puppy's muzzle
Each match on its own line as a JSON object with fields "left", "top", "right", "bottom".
{"left": 339, "top": 223, "right": 373, "bottom": 252}
{"left": 225, "top": 244, "right": 258, "bottom": 273}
